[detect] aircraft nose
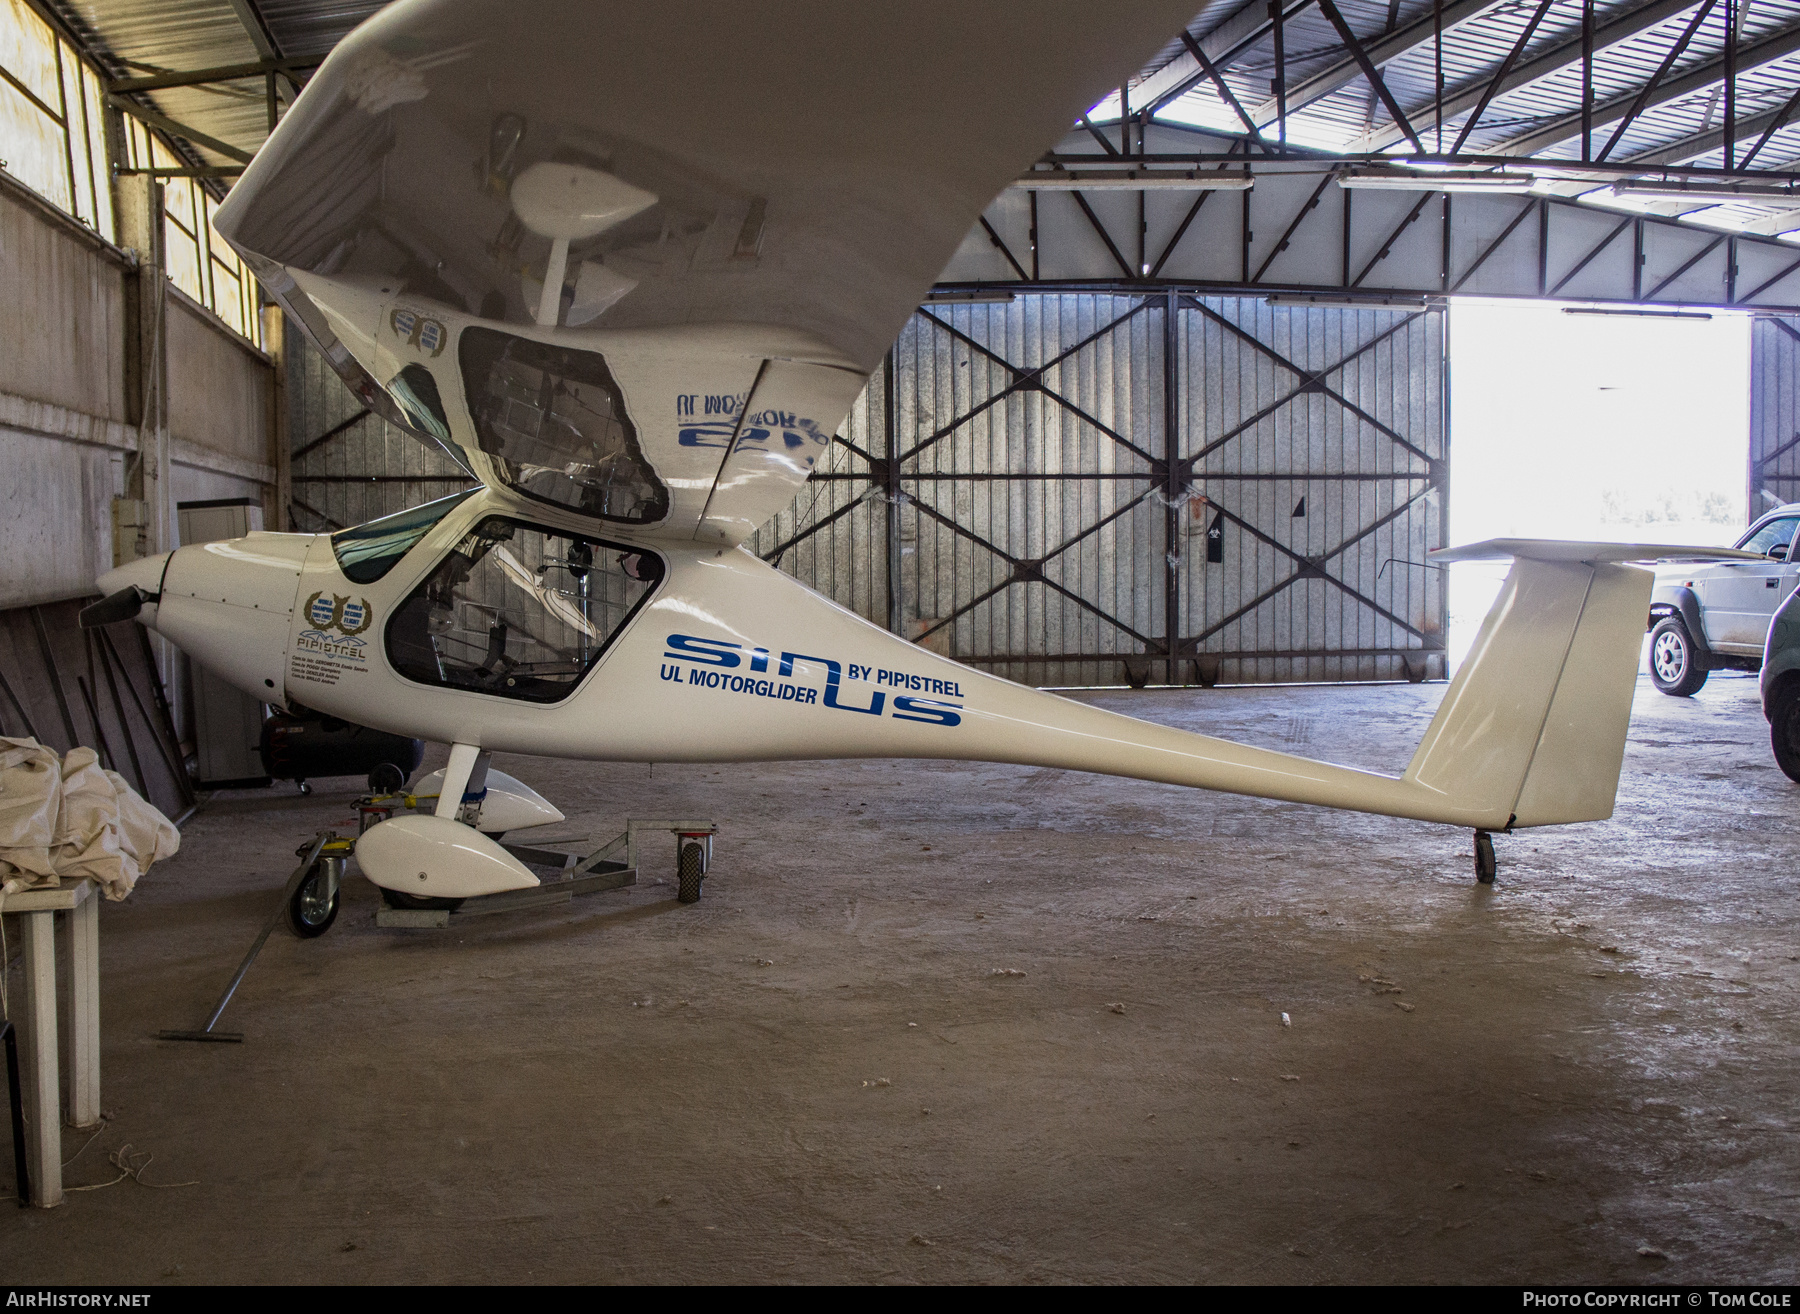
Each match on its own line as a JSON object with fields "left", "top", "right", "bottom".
{"left": 96, "top": 551, "right": 171, "bottom": 599}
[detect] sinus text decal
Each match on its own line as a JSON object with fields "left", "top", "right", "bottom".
{"left": 660, "top": 633, "right": 962, "bottom": 726}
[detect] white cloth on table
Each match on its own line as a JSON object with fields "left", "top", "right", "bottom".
{"left": 0, "top": 737, "right": 179, "bottom": 900}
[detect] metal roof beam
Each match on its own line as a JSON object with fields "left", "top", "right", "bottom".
{"left": 1450, "top": 0, "right": 1557, "bottom": 153}
{"left": 1480, "top": 14, "right": 1800, "bottom": 156}
{"left": 1317, "top": 0, "right": 1425, "bottom": 152}
{"left": 1620, "top": 95, "right": 1792, "bottom": 165}
{"left": 225, "top": 0, "right": 279, "bottom": 61}
{"left": 1354, "top": 0, "right": 1699, "bottom": 152}
{"left": 1144, "top": 0, "right": 1316, "bottom": 115}
{"left": 108, "top": 57, "right": 315, "bottom": 93}
{"left": 1594, "top": 0, "right": 1720, "bottom": 161}
{"left": 1178, "top": 28, "right": 1274, "bottom": 149}
{"left": 1247, "top": 0, "right": 1506, "bottom": 124}
{"left": 106, "top": 95, "right": 254, "bottom": 164}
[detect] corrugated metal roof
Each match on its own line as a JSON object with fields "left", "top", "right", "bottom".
{"left": 35, "top": 0, "right": 1800, "bottom": 232}
{"left": 43, "top": 0, "right": 385, "bottom": 171}
{"left": 1125, "top": 0, "right": 1800, "bottom": 230}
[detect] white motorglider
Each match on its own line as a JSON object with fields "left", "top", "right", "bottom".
{"left": 85, "top": 0, "right": 1754, "bottom": 903}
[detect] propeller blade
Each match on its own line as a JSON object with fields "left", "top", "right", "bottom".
{"left": 78, "top": 585, "right": 153, "bottom": 629}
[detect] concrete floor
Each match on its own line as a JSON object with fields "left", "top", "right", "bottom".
{"left": 2, "top": 670, "right": 1797, "bottom": 1283}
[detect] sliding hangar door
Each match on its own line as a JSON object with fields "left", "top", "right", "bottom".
{"left": 756, "top": 293, "right": 1447, "bottom": 689}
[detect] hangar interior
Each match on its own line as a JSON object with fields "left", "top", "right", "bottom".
{"left": 0, "top": 0, "right": 1797, "bottom": 1284}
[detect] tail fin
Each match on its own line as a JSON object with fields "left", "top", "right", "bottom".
{"left": 1405, "top": 539, "right": 1758, "bottom": 827}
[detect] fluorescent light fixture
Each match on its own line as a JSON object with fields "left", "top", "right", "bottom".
{"left": 1611, "top": 181, "right": 1800, "bottom": 207}
{"left": 1013, "top": 170, "right": 1253, "bottom": 191}
{"left": 1339, "top": 167, "right": 1535, "bottom": 193}
{"left": 1264, "top": 293, "right": 1441, "bottom": 310}
{"left": 1563, "top": 306, "right": 1712, "bottom": 321}
{"left": 923, "top": 291, "right": 1017, "bottom": 305}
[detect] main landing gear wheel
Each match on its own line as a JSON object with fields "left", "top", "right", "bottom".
{"left": 1771, "top": 683, "right": 1800, "bottom": 784}
{"left": 1648, "top": 618, "right": 1708, "bottom": 697}
{"left": 287, "top": 860, "right": 340, "bottom": 937}
{"left": 677, "top": 841, "right": 705, "bottom": 905}
{"left": 380, "top": 888, "right": 464, "bottom": 912}
{"left": 1474, "top": 830, "right": 1496, "bottom": 885}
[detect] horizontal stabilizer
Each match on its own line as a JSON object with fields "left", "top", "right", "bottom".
{"left": 1432, "top": 538, "right": 1765, "bottom": 565}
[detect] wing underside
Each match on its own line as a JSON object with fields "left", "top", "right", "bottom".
{"left": 216, "top": 0, "right": 1201, "bottom": 543}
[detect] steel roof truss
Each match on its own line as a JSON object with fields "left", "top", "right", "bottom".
{"left": 1596, "top": 0, "right": 1722, "bottom": 162}
{"left": 1316, "top": 0, "right": 1425, "bottom": 154}
{"left": 1449, "top": 0, "right": 1557, "bottom": 154}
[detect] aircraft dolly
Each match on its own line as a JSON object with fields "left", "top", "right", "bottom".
{"left": 159, "top": 809, "right": 716, "bottom": 1042}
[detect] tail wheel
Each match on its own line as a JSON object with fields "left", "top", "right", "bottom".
{"left": 1648, "top": 619, "right": 1708, "bottom": 697}
{"left": 1474, "top": 831, "right": 1496, "bottom": 885}
{"left": 677, "top": 841, "right": 705, "bottom": 904}
{"left": 1772, "top": 683, "right": 1800, "bottom": 783}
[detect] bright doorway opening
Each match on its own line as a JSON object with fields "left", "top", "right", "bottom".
{"left": 1447, "top": 301, "right": 1751, "bottom": 671}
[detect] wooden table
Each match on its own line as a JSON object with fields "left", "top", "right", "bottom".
{"left": 4, "top": 880, "right": 100, "bottom": 1207}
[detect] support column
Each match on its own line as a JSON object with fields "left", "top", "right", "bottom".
{"left": 264, "top": 307, "right": 291, "bottom": 532}
{"left": 19, "top": 912, "right": 61, "bottom": 1207}
{"left": 116, "top": 174, "right": 181, "bottom": 740}
{"left": 1163, "top": 291, "right": 1182, "bottom": 686}
{"left": 884, "top": 348, "right": 905, "bottom": 636}
{"left": 65, "top": 894, "right": 100, "bottom": 1131}
{"left": 117, "top": 173, "right": 170, "bottom": 557}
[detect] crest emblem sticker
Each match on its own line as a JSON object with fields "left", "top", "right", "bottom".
{"left": 389, "top": 308, "right": 447, "bottom": 357}
{"left": 292, "top": 592, "right": 376, "bottom": 688}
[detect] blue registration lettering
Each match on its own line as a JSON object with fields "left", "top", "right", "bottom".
{"left": 893, "top": 696, "right": 962, "bottom": 728}
{"left": 666, "top": 634, "right": 743, "bottom": 667}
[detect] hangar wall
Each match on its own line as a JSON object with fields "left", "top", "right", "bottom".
{"left": 0, "top": 169, "right": 278, "bottom": 807}
{"left": 941, "top": 124, "right": 1800, "bottom": 314}
{"left": 754, "top": 293, "right": 1447, "bottom": 688}
{"left": 1752, "top": 316, "right": 1800, "bottom": 515}
{"left": 284, "top": 331, "right": 475, "bottom": 535}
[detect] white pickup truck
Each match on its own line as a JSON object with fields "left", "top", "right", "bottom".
{"left": 1647, "top": 504, "right": 1800, "bottom": 696}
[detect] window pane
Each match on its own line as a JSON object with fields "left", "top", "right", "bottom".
{"left": 331, "top": 488, "right": 475, "bottom": 583}
{"left": 57, "top": 46, "right": 89, "bottom": 228}
{"left": 210, "top": 260, "right": 243, "bottom": 333}
{"left": 459, "top": 327, "right": 669, "bottom": 524}
{"left": 385, "top": 515, "right": 663, "bottom": 702}
{"left": 163, "top": 177, "right": 202, "bottom": 300}
{"left": 0, "top": 75, "right": 66, "bottom": 210}
{"left": 1741, "top": 518, "right": 1800, "bottom": 555}
{"left": 80, "top": 61, "right": 110, "bottom": 240}
{"left": 0, "top": 0, "right": 62, "bottom": 115}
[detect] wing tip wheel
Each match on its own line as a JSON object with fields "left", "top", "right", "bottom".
{"left": 1474, "top": 830, "right": 1496, "bottom": 885}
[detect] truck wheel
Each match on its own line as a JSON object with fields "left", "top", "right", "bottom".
{"left": 1649, "top": 619, "right": 1708, "bottom": 697}
{"left": 1772, "top": 683, "right": 1800, "bottom": 783}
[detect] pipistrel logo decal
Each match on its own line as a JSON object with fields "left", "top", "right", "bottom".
{"left": 292, "top": 593, "right": 375, "bottom": 688}
{"left": 389, "top": 308, "right": 447, "bottom": 356}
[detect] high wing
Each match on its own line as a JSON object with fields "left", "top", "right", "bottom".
{"left": 215, "top": 0, "right": 1199, "bottom": 544}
